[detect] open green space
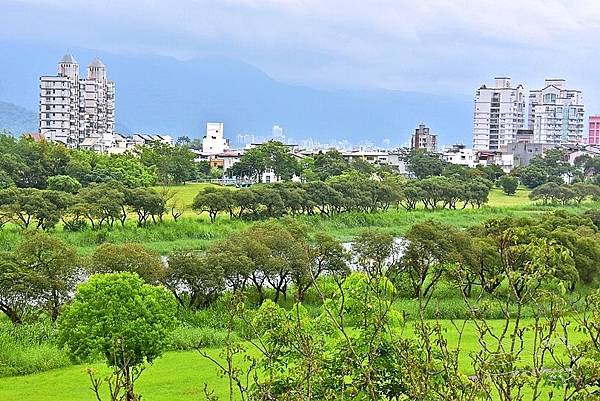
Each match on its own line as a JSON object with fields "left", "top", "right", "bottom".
{"left": 0, "top": 317, "right": 588, "bottom": 401}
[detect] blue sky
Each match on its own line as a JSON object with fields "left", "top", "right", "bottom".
{"left": 2, "top": 0, "right": 600, "bottom": 110}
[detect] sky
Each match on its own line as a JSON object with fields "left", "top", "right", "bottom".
{"left": 2, "top": 0, "right": 600, "bottom": 110}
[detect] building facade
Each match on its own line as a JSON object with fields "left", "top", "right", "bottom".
{"left": 472, "top": 77, "right": 525, "bottom": 151}
{"left": 528, "top": 79, "right": 584, "bottom": 145}
{"left": 202, "top": 122, "right": 229, "bottom": 154}
{"left": 40, "top": 54, "right": 115, "bottom": 149}
{"left": 589, "top": 116, "right": 600, "bottom": 145}
{"left": 410, "top": 123, "right": 438, "bottom": 152}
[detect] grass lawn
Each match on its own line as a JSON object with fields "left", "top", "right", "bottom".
{"left": 487, "top": 187, "right": 532, "bottom": 207}
{"left": 0, "top": 318, "right": 586, "bottom": 401}
{"left": 153, "top": 182, "right": 222, "bottom": 216}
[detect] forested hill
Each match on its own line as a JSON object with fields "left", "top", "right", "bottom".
{"left": 0, "top": 101, "right": 37, "bottom": 135}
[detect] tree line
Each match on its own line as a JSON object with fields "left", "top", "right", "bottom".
{"left": 5, "top": 208, "right": 598, "bottom": 326}
{"left": 529, "top": 181, "right": 600, "bottom": 205}
{"left": 0, "top": 134, "right": 198, "bottom": 190}
{"left": 193, "top": 174, "right": 493, "bottom": 223}
{"left": 0, "top": 182, "right": 181, "bottom": 231}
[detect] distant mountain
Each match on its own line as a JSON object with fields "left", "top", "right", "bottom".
{"left": 0, "top": 41, "right": 473, "bottom": 146}
{"left": 0, "top": 101, "right": 37, "bottom": 134}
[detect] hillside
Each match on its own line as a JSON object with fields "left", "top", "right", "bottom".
{"left": 0, "top": 101, "right": 37, "bottom": 135}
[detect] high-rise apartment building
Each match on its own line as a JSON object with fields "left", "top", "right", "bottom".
{"left": 272, "top": 125, "right": 284, "bottom": 139}
{"left": 39, "top": 54, "right": 115, "bottom": 150}
{"left": 202, "top": 122, "right": 229, "bottom": 154}
{"left": 589, "top": 116, "right": 600, "bottom": 145}
{"left": 472, "top": 77, "right": 525, "bottom": 151}
{"left": 528, "top": 79, "right": 584, "bottom": 145}
{"left": 410, "top": 123, "right": 438, "bottom": 152}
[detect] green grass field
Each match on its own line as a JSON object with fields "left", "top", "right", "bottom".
{"left": 0, "top": 318, "right": 586, "bottom": 401}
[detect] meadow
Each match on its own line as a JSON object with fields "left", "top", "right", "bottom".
{"left": 0, "top": 316, "right": 588, "bottom": 401}
{"left": 0, "top": 186, "right": 598, "bottom": 401}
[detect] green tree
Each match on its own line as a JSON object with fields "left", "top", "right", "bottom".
{"left": 126, "top": 187, "right": 166, "bottom": 226}
{"left": 402, "top": 221, "right": 465, "bottom": 301}
{"left": 87, "top": 243, "right": 166, "bottom": 284}
{"left": 497, "top": 175, "right": 519, "bottom": 195}
{"left": 47, "top": 175, "right": 82, "bottom": 194}
{"left": 166, "top": 250, "right": 225, "bottom": 308}
{"left": 192, "top": 186, "right": 233, "bottom": 222}
{"left": 403, "top": 149, "right": 445, "bottom": 179}
{"left": 517, "top": 164, "right": 548, "bottom": 189}
{"left": 229, "top": 141, "right": 300, "bottom": 182}
{"left": 58, "top": 272, "right": 177, "bottom": 401}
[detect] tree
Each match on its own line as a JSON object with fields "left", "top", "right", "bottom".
{"left": 88, "top": 243, "right": 166, "bottom": 284}
{"left": 72, "top": 182, "right": 127, "bottom": 229}
{"left": 127, "top": 187, "right": 166, "bottom": 226}
{"left": 497, "top": 175, "right": 518, "bottom": 195}
{"left": 47, "top": 175, "right": 82, "bottom": 194}
{"left": 401, "top": 221, "right": 465, "bottom": 302}
{"left": 352, "top": 229, "right": 400, "bottom": 278}
{"left": 571, "top": 182, "right": 599, "bottom": 204}
{"left": 310, "top": 150, "right": 350, "bottom": 181}
{"left": 0, "top": 231, "right": 79, "bottom": 323}
{"left": 403, "top": 149, "right": 445, "bottom": 179}
{"left": 0, "top": 187, "right": 71, "bottom": 230}
{"left": 517, "top": 164, "right": 548, "bottom": 189}
{"left": 17, "top": 231, "right": 79, "bottom": 321}
{"left": 295, "top": 232, "right": 349, "bottom": 301}
{"left": 192, "top": 186, "right": 233, "bottom": 223}
{"left": 530, "top": 182, "right": 561, "bottom": 204}
{"left": 229, "top": 141, "right": 300, "bottom": 182}
{"left": 166, "top": 250, "right": 225, "bottom": 308}
{"left": 58, "top": 272, "right": 177, "bottom": 401}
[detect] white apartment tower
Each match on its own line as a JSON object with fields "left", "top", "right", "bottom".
{"left": 528, "top": 79, "right": 584, "bottom": 145}
{"left": 473, "top": 77, "right": 525, "bottom": 151}
{"left": 40, "top": 54, "right": 115, "bottom": 149}
{"left": 202, "top": 122, "right": 229, "bottom": 154}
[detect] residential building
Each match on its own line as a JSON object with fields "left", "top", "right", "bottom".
{"left": 40, "top": 54, "right": 115, "bottom": 149}
{"left": 589, "top": 116, "right": 600, "bottom": 145}
{"left": 410, "top": 123, "right": 438, "bottom": 152}
{"left": 507, "top": 142, "right": 554, "bottom": 168}
{"left": 528, "top": 79, "right": 584, "bottom": 145}
{"left": 472, "top": 77, "right": 525, "bottom": 151}
{"left": 442, "top": 145, "right": 479, "bottom": 168}
{"left": 202, "top": 122, "right": 229, "bottom": 154}
{"left": 272, "top": 125, "right": 284, "bottom": 139}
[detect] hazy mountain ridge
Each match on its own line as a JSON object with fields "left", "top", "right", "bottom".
{"left": 0, "top": 41, "right": 473, "bottom": 146}
{"left": 0, "top": 101, "right": 37, "bottom": 134}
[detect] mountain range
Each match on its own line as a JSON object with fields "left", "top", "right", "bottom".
{"left": 0, "top": 41, "right": 473, "bottom": 147}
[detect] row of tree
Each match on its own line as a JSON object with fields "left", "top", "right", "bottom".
{"left": 0, "top": 182, "right": 180, "bottom": 231}
{"left": 529, "top": 181, "right": 600, "bottom": 205}
{"left": 193, "top": 174, "right": 493, "bottom": 222}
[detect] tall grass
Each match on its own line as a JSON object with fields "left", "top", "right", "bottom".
{"left": 0, "top": 320, "right": 70, "bottom": 377}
